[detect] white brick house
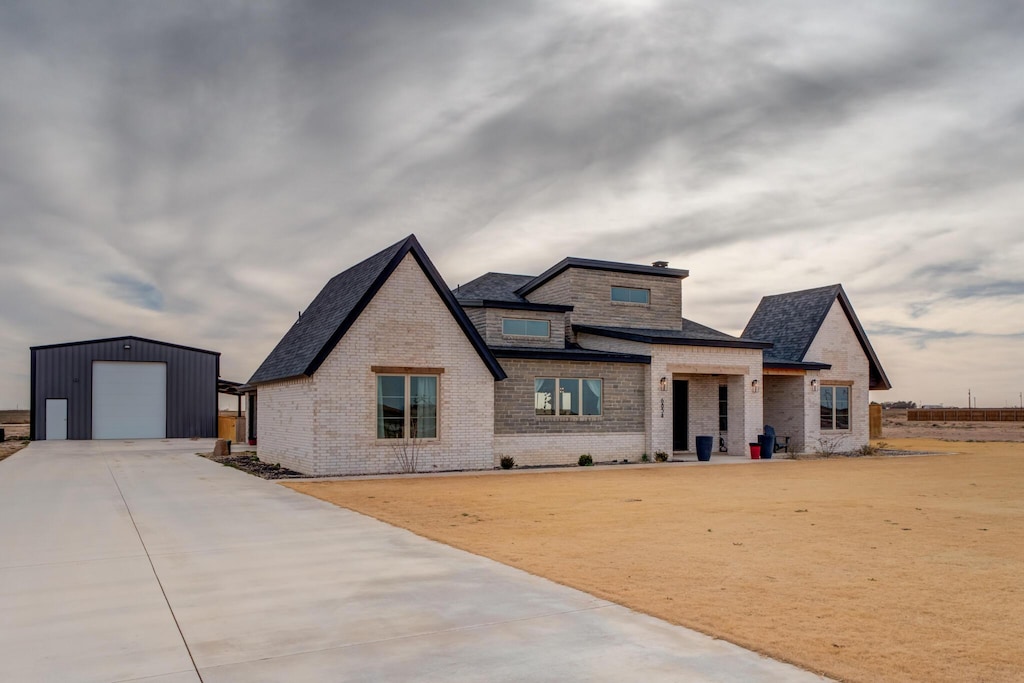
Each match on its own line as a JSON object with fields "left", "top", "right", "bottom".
{"left": 248, "top": 235, "right": 890, "bottom": 475}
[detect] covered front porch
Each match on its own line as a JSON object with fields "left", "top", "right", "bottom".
{"left": 761, "top": 366, "right": 824, "bottom": 454}
{"left": 645, "top": 348, "right": 764, "bottom": 459}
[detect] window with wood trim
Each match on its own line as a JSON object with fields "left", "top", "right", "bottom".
{"left": 377, "top": 374, "right": 438, "bottom": 439}
{"left": 820, "top": 385, "right": 850, "bottom": 430}
{"left": 534, "top": 378, "right": 602, "bottom": 416}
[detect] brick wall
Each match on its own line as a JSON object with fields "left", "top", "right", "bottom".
{"left": 804, "top": 300, "right": 870, "bottom": 449}
{"left": 256, "top": 376, "right": 316, "bottom": 473}
{"left": 476, "top": 308, "right": 567, "bottom": 349}
{"left": 258, "top": 254, "right": 495, "bottom": 476}
{"left": 494, "top": 358, "right": 646, "bottom": 435}
{"left": 764, "top": 375, "right": 806, "bottom": 452}
{"left": 527, "top": 268, "right": 683, "bottom": 331}
{"left": 494, "top": 432, "right": 646, "bottom": 467}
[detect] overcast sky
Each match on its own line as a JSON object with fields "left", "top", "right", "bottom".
{"left": 2, "top": 0, "right": 1023, "bottom": 410}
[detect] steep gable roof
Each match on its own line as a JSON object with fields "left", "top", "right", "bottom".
{"left": 249, "top": 235, "right": 506, "bottom": 384}
{"left": 516, "top": 257, "right": 689, "bottom": 297}
{"left": 742, "top": 284, "right": 891, "bottom": 390}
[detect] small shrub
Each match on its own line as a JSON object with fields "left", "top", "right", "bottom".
{"left": 641, "top": 453, "right": 650, "bottom": 463}
{"left": 854, "top": 444, "right": 877, "bottom": 456}
{"left": 654, "top": 450, "right": 669, "bottom": 462}
{"left": 499, "top": 455, "right": 515, "bottom": 470}
{"left": 578, "top": 453, "right": 594, "bottom": 466}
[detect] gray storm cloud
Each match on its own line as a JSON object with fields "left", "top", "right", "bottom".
{"left": 1, "top": 0, "right": 1023, "bottom": 408}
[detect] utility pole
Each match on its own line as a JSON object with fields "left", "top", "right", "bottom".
{"left": 968, "top": 388, "right": 971, "bottom": 410}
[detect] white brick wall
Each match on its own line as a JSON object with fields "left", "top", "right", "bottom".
{"left": 258, "top": 254, "right": 495, "bottom": 476}
{"left": 804, "top": 300, "right": 871, "bottom": 449}
{"left": 764, "top": 374, "right": 809, "bottom": 452}
{"left": 256, "top": 376, "right": 316, "bottom": 473}
{"left": 494, "top": 432, "right": 646, "bottom": 467}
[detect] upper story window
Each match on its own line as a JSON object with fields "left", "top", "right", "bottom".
{"left": 820, "top": 385, "right": 850, "bottom": 431}
{"left": 502, "top": 318, "right": 550, "bottom": 337}
{"left": 610, "top": 286, "right": 650, "bottom": 304}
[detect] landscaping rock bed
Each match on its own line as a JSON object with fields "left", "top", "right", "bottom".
{"left": 201, "top": 451, "right": 307, "bottom": 479}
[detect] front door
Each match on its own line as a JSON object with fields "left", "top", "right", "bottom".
{"left": 672, "top": 380, "right": 688, "bottom": 451}
{"left": 45, "top": 398, "right": 67, "bottom": 440}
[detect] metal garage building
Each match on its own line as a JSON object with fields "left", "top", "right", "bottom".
{"left": 30, "top": 336, "right": 219, "bottom": 440}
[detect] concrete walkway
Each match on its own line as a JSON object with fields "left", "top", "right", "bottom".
{"left": 0, "top": 440, "right": 829, "bottom": 682}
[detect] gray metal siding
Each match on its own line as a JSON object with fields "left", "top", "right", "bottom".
{"left": 32, "top": 338, "right": 218, "bottom": 440}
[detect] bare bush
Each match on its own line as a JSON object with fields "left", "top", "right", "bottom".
{"left": 814, "top": 434, "right": 849, "bottom": 457}
{"left": 390, "top": 438, "right": 423, "bottom": 473}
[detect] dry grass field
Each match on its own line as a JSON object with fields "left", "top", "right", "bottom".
{"left": 286, "top": 439, "right": 1024, "bottom": 683}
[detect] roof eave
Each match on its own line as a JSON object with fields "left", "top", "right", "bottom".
{"left": 574, "top": 324, "right": 772, "bottom": 350}
{"left": 30, "top": 335, "right": 220, "bottom": 356}
{"left": 516, "top": 258, "right": 689, "bottom": 297}
{"left": 457, "top": 299, "right": 574, "bottom": 313}
{"left": 490, "top": 347, "right": 651, "bottom": 364}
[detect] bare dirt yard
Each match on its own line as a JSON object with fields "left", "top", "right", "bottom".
{"left": 286, "top": 439, "right": 1024, "bottom": 683}
{"left": 0, "top": 410, "right": 30, "bottom": 462}
{"left": 884, "top": 409, "right": 1024, "bottom": 442}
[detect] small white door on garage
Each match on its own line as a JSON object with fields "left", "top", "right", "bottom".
{"left": 92, "top": 361, "right": 167, "bottom": 439}
{"left": 45, "top": 399, "right": 67, "bottom": 440}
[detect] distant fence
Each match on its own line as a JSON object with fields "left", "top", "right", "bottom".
{"left": 907, "top": 409, "right": 1024, "bottom": 422}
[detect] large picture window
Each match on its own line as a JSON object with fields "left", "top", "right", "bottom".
{"left": 377, "top": 374, "right": 438, "bottom": 439}
{"left": 820, "top": 385, "right": 850, "bottom": 430}
{"left": 502, "top": 318, "right": 550, "bottom": 337}
{"left": 535, "top": 378, "right": 602, "bottom": 417}
{"left": 610, "top": 286, "right": 650, "bottom": 304}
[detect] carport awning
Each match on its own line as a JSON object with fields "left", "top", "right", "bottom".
{"left": 217, "top": 379, "right": 247, "bottom": 395}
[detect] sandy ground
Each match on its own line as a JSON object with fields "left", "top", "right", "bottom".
{"left": 286, "top": 438, "right": 1024, "bottom": 683}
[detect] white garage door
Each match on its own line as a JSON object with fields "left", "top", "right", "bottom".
{"left": 92, "top": 361, "right": 167, "bottom": 439}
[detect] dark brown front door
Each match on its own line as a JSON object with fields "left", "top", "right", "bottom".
{"left": 673, "top": 380, "right": 688, "bottom": 451}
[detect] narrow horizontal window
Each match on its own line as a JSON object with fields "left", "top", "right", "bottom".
{"left": 611, "top": 286, "right": 649, "bottom": 304}
{"left": 502, "top": 318, "right": 550, "bottom": 337}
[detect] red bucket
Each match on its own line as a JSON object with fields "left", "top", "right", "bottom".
{"left": 749, "top": 443, "right": 761, "bottom": 459}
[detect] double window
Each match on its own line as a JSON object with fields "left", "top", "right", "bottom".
{"left": 377, "top": 374, "right": 438, "bottom": 439}
{"left": 820, "top": 385, "right": 850, "bottom": 430}
{"left": 502, "top": 318, "right": 550, "bottom": 337}
{"left": 535, "top": 378, "right": 602, "bottom": 416}
{"left": 610, "top": 286, "right": 650, "bottom": 304}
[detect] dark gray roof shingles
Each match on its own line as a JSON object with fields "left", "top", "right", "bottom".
{"left": 249, "top": 239, "right": 407, "bottom": 384}
{"left": 453, "top": 273, "right": 535, "bottom": 303}
{"left": 741, "top": 284, "right": 841, "bottom": 362}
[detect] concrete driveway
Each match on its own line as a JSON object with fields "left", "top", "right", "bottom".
{"left": 0, "top": 440, "right": 828, "bottom": 682}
